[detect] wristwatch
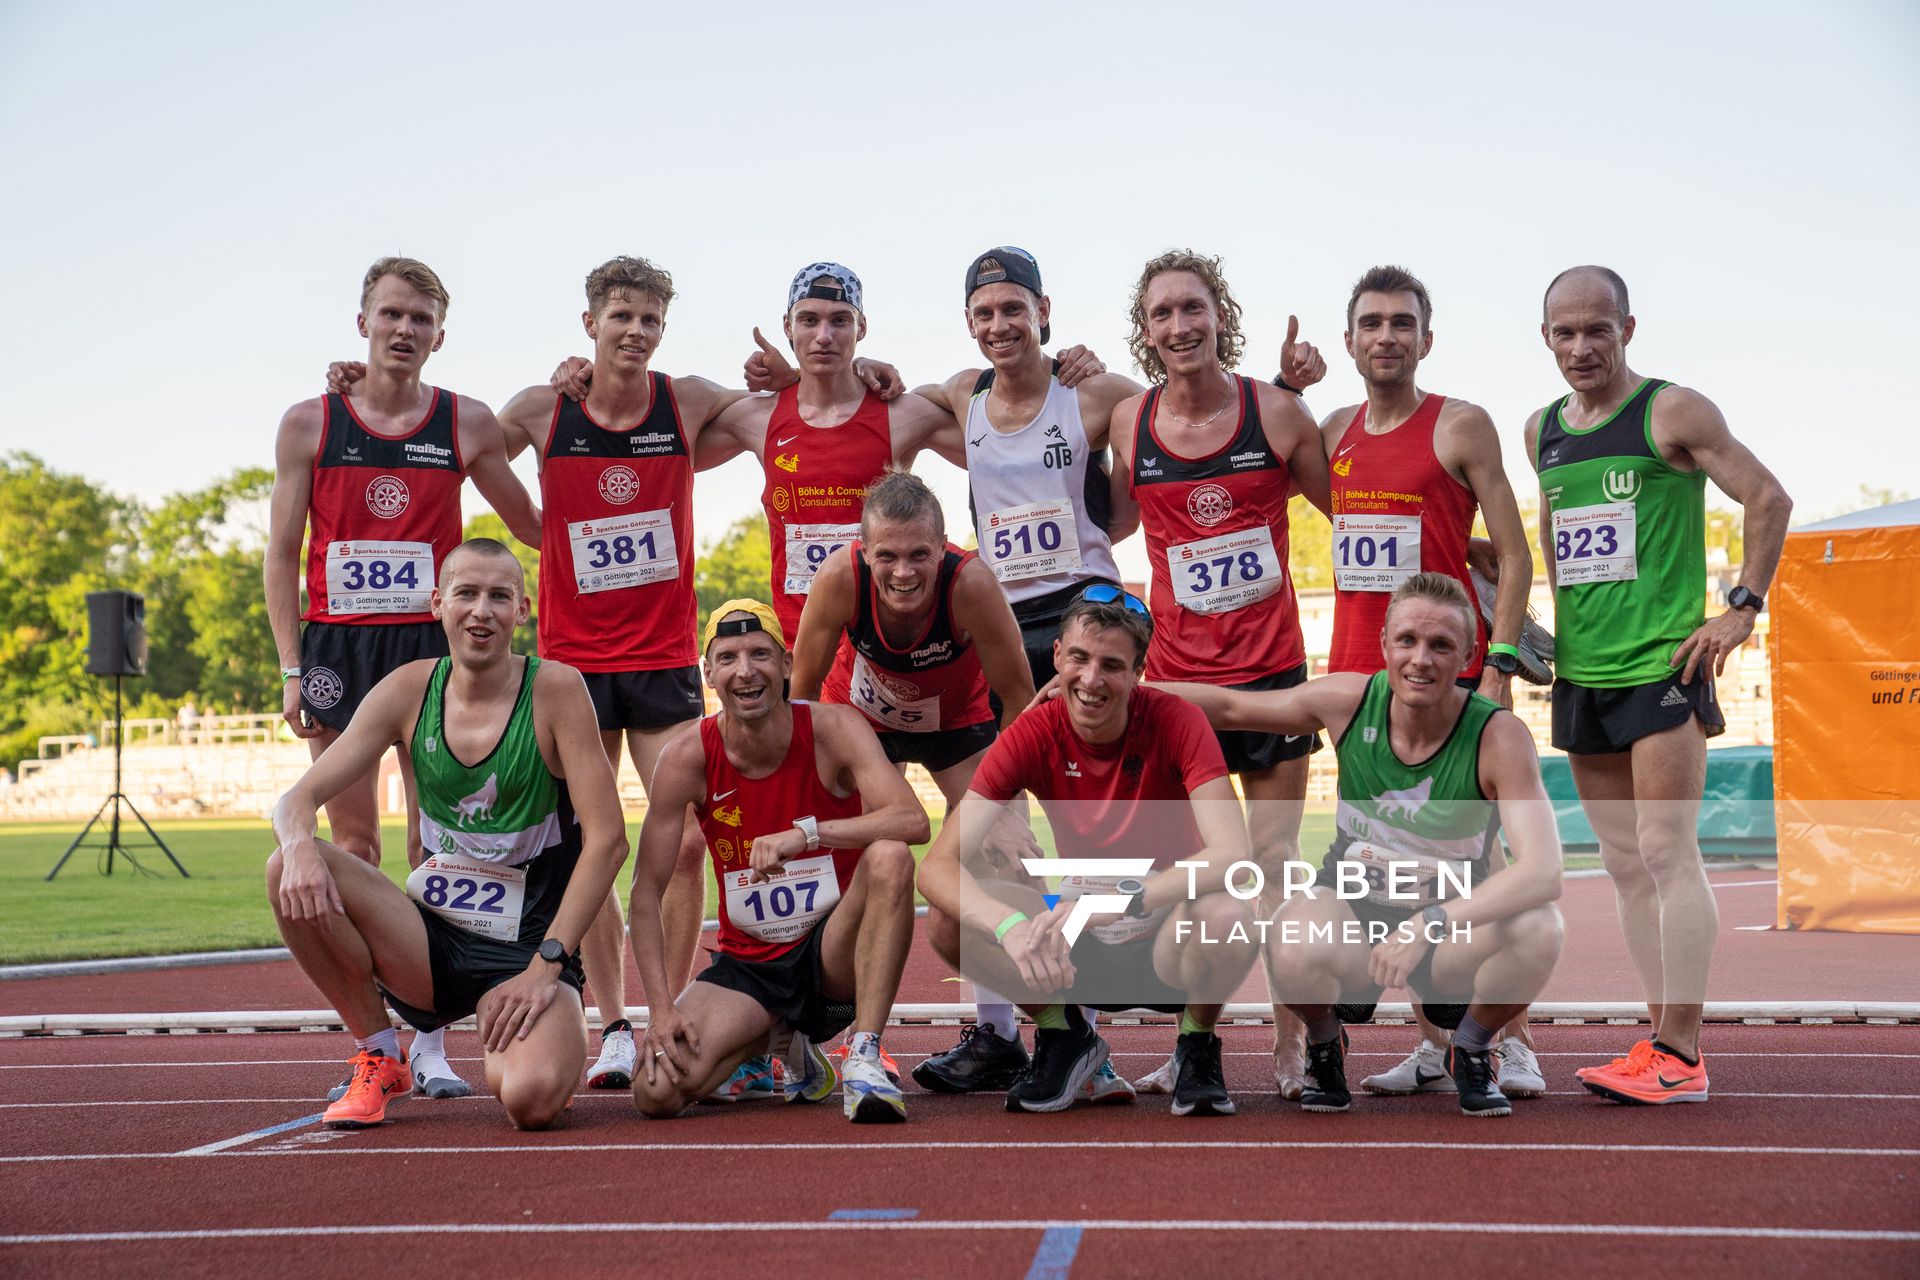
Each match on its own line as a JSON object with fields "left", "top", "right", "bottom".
{"left": 537, "top": 937, "right": 568, "bottom": 965}
{"left": 1726, "top": 585, "right": 1765, "bottom": 613}
{"left": 794, "top": 815, "right": 820, "bottom": 852}
{"left": 1116, "top": 878, "right": 1150, "bottom": 919}
{"left": 1484, "top": 651, "right": 1521, "bottom": 676}
{"left": 1418, "top": 905, "right": 1449, "bottom": 939}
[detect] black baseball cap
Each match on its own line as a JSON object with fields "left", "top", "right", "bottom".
{"left": 964, "top": 247, "right": 1049, "bottom": 344}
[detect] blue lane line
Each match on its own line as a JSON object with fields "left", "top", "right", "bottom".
{"left": 1025, "top": 1226, "right": 1083, "bottom": 1279}
{"left": 827, "top": 1209, "right": 920, "bottom": 1221}
{"left": 178, "top": 1111, "right": 328, "bottom": 1156}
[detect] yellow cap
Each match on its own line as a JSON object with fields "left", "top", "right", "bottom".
{"left": 701, "top": 599, "right": 787, "bottom": 655}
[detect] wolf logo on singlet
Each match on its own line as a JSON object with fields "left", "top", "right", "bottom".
{"left": 760, "top": 385, "right": 894, "bottom": 638}
{"left": 820, "top": 541, "right": 994, "bottom": 738}
{"left": 1131, "top": 374, "right": 1303, "bottom": 683}
{"left": 1535, "top": 378, "right": 1705, "bottom": 686}
{"left": 697, "top": 702, "right": 865, "bottom": 964}
{"left": 305, "top": 388, "right": 466, "bottom": 625}
{"left": 537, "top": 372, "right": 696, "bottom": 671}
{"left": 1327, "top": 394, "right": 1486, "bottom": 676}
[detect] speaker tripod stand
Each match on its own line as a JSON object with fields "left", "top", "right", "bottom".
{"left": 45, "top": 674, "right": 188, "bottom": 880}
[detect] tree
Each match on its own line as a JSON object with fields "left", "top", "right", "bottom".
{"left": 695, "top": 512, "right": 771, "bottom": 634}
{"left": 1287, "top": 497, "right": 1332, "bottom": 589}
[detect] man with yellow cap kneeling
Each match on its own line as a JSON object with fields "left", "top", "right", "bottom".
{"left": 627, "top": 600, "right": 930, "bottom": 1123}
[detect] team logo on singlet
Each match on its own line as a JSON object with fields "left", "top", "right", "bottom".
{"left": 716, "top": 837, "right": 737, "bottom": 865}
{"left": 598, "top": 465, "right": 640, "bottom": 505}
{"left": 1373, "top": 777, "right": 1434, "bottom": 821}
{"left": 301, "top": 666, "right": 344, "bottom": 710}
{"left": 453, "top": 773, "right": 499, "bottom": 827}
{"left": 1602, "top": 467, "right": 1642, "bottom": 501}
{"left": 1043, "top": 423, "right": 1072, "bottom": 470}
{"left": 771, "top": 487, "right": 792, "bottom": 513}
{"left": 713, "top": 804, "right": 742, "bottom": 827}
{"left": 1186, "top": 483, "right": 1233, "bottom": 527}
{"left": 774, "top": 453, "right": 799, "bottom": 473}
{"left": 365, "top": 475, "right": 410, "bottom": 519}
{"left": 1332, "top": 457, "right": 1354, "bottom": 478}
{"left": 876, "top": 670, "right": 923, "bottom": 703}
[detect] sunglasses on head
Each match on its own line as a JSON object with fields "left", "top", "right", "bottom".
{"left": 1080, "top": 583, "right": 1149, "bottom": 615}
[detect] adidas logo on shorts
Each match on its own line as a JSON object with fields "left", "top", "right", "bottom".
{"left": 1660, "top": 686, "right": 1690, "bottom": 708}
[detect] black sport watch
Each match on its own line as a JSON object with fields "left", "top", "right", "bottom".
{"left": 1484, "top": 650, "right": 1521, "bottom": 676}
{"left": 537, "top": 937, "right": 568, "bottom": 965}
{"left": 1418, "top": 905, "right": 1449, "bottom": 939}
{"left": 1116, "top": 878, "right": 1150, "bottom": 919}
{"left": 1726, "top": 585, "right": 1764, "bottom": 613}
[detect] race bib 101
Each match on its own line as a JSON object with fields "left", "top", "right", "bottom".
{"left": 848, "top": 653, "right": 939, "bottom": 733}
{"left": 982, "top": 500, "right": 1083, "bottom": 584}
{"left": 568, "top": 508, "right": 677, "bottom": 595}
{"left": 721, "top": 853, "right": 842, "bottom": 944}
{"left": 1552, "top": 501, "right": 1637, "bottom": 585}
{"left": 405, "top": 851, "right": 527, "bottom": 941}
{"left": 1167, "top": 526, "right": 1283, "bottom": 615}
{"left": 1333, "top": 514, "right": 1421, "bottom": 592}
{"left": 784, "top": 522, "right": 860, "bottom": 595}
{"left": 324, "top": 541, "right": 434, "bottom": 614}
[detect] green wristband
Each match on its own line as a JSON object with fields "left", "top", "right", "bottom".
{"left": 280, "top": 667, "right": 301, "bottom": 685}
{"left": 1485, "top": 644, "right": 1519, "bottom": 659}
{"left": 993, "top": 911, "right": 1029, "bottom": 941}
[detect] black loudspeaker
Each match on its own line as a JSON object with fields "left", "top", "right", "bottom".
{"left": 85, "top": 591, "right": 147, "bottom": 677}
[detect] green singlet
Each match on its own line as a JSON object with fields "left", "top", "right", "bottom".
{"left": 409, "top": 656, "right": 579, "bottom": 943}
{"left": 1535, "top": 378, "right": 1706, "bottom": 686}
{"left": 1328, "top": 672, "right": 1500, "bottom": 906}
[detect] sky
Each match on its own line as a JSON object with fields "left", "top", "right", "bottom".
{"left": 2, "top": 1, "right": 1916, "bottom": 579}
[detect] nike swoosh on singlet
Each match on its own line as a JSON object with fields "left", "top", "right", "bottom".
{"left": 775, "top": 435, "right": 798, "bottom": 447}
{"left": 712, "top": 788, "right": 738, "bottom": 802}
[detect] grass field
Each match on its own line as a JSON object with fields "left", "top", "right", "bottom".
{"left": 0, "top": 812, "right": 1355, "bottom": 964}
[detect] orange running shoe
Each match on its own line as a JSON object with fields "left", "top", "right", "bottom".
{"left": 827, "top": 1038, "right": 900, "bottom": 1085}
{"left": 1574, "top": 1038, "right": 1654, "bottom": 1083}
{"left": 323, "top": 1049, "right": 412, "bottom": 1128}
{"left": 1581, "top": 1044, "right": 1708, "bottom": 1105}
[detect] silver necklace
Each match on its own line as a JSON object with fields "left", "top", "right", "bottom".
{"left": 1163, "top": 379, "right": 1235, "bottom": 430}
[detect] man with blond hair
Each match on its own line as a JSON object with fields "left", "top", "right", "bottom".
{"left": 269, "top": 256, "right": 541, "bottom": 1100}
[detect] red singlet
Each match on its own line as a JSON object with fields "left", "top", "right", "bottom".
{"left": 697, "top": 703, "right": 864, "bottom": 963}
{"left": 537, "top": 376, "right": 697, "bottom": 671}
{"left": 304, "top": 389, "right": 466, "bottom": 626}
{"left": 760, "top": 386, "right": 893, "bottom": 637}
{"left": 970, "top": 688, "right": 1227, "bottom": 868}
{"left": 820, "top": 541, "right": 994, "bottom": 736}
{"left": 1326, "top": 394, "right": 1485, "bottom": 677}
{"left": 1131, "top": 376, "right": 1304, "bottom": 682}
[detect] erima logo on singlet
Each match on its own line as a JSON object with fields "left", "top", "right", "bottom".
{"left": 1602, "top": 467, "right": 1642, "bottom": 501}
{"left": 1065, "top": 760, "right": 1082, "bottom": 778}
{"left": 1139, "top": 456, "right": 1162, "bottom": 476}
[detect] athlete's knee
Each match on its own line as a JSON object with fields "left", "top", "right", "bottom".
{"left": 923, "top": 904, "right": 961, "bottom": 964}
{"left": 1186, "top": 891, "right": 1252, "bottom": 937}
{"left": 863, "top": 840, "right": 916, "bottom": 896}
{"left": 1636, "top": 833, "right": 1706, "bottom": 886}
{"left": 264, "top": 848, "right": 285, "bottom": 897}
{"left": 1501, "top": 905, "right": 1565, "bottom": 966}
{"left": 499, "top": 1070, "right": 571, "bottom": 1131}
{"left": 632, "top": 1074, "right": 692, "bottom": 1120}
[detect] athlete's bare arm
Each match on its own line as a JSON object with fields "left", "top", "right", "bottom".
{"left": 788, "top": 548, "right": 857, "bottom": 700}
{"left": 629, "top": 726, "right": 707, "bottom": 1075}
{"left": 1256, "top": 381, "right": 1331, "bottom": 516}
{"left": 1438, "top": 399, "right": 1534, "bottom": 705}
{"left": 1074, "top": 371, "right": 1146, "bottom": 453}
{"left": 888, "top": 391, "right": 966, "bottom": 467}
{"left": 459, "top": 397, "right": 543, "bottom": 546}
{"left": 1146, "top": 773, "right": 1251, "bottom": 904}
{"left": 1652, "top": 387, "right": 1794, "bottom": 683}
{"left": 693, "top": 390, "right": 771, "bottom": 472}
{"left": 1521, "top": 409, "right": 1556, "bottom": 592}
{"left": 908, "top": 369, "right": 980, "bottom": 421}
{"left": 265, "top": 400, "right": 326, "bottom": 741}
{"left": 1105, "top": 393, "right": 1147, "bottom": 548}
{"left": 269, "top": 661, "right": 436, "bottom": 925}
{"left": 1151, "top": 672, "right": 1370, "bottom": 741}
{"left": 496, "top": 385, "right": 560, "bottom": 463}
{"left": 1447, "top": 710, "right": 1563, "bottom": 927}
{"left": 811, "top": 703, "right": 932, "bottom": 848}
{"left": 950, "top": 558, "right": 1037, "bottom": 730}
{"left": 918, "top": 790, "right": 1076, "bottom": 993}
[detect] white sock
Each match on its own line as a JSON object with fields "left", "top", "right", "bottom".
{"left": 1081, "top": 1007, "right": 1100, "bottom": 1028}
{"left": 355, "top": 1027, "right": 400, "bottom": 1059}
{"left": 973, "top": 989, "right": 1016, "bottom": 1040}
{"left": 409, "top": 1025, "right": 447, "bottom": 1060}
{"left": 848, "top": 1030, "right": 881, "bottom": 1059}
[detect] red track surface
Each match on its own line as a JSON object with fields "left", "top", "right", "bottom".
{"left": 2, "top": 1018, "right": 1917, "bottom": 1278}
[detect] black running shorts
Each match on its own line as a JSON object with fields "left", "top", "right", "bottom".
{"left": 380, "top": 906, "right": 585, "bottom": 1034}
{"left": 1551, "top": 674, "right": 1725, "bottom": 755}
{"left": 300, "top": 620, "right": 449, "bottom": 732}
{"left": 580, "top": 665, "right": 704, "bottom": 732}
{"left": 878, "top": 719, "right": 997, "bottom": 773}
{"left": 1214, "top": 663, "right": 1321, "bottom": 773}
{"left": 696, "top": 915, "right": 856, "bottom": 1043}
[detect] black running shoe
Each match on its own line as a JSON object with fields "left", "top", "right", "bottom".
{"left": 1299, "top": 1032, "right": 1352, "bottom": 1113}
{"left": 1169, "top": 1030, "right": 1235, "bottom": 1117}
{"left": 912, "top": 1024, "right": 1030, "bottom": 1094}
{"left": 1006, "top": 1010, "right": 1106, "bottom": 1113}
{"left": 1446, "top": 1043, "right": 1513, "bottom": 1117}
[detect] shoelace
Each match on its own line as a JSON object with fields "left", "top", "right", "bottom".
{"left": 1605, "top": 1041, "right": 1659, "bottom": 1077}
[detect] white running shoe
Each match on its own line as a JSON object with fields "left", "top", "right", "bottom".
{"left": 1495, "top": 1036, "right": 1546, "bottom": 1098}
{"left": 410, "top": 1045, "right": 472, "bottom": 1099}
{"left": 1082, "top": 1057, "right": 1137, "bottom": 1105}
{"left": 586, "top": 1024, "right": 638, "bottom": 1090}
{"left": 783, "top": 1032, "right": 839, "bottom": 1104}
{"left": 1133, "top": 1053, "right": 1177, "bottom": 1095}
{"left": 1360, "top": 1038, "right": 1457, "bottom": 1095}
{"left": 842, "top": 1047, "right": 906, "bottom": 1124}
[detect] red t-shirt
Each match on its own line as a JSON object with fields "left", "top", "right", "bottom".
{"left": 970, "top": 686, "right": 1229, "bottom": 868}
{"left": 697, "top": 703, "right": 864, "bottom": 963}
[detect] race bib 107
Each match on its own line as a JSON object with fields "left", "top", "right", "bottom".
{"left": 721, "top": 854, "right": 842, "bottom": 944}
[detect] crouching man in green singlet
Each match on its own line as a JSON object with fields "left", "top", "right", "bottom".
{"left": 269, "top": 538, "right": 630, "bottom": 1130}
{"left": 1157, "top": 572, "right": 1565, "bottom": 1118}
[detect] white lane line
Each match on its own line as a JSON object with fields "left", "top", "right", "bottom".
{"left": 1713, "top": 880, "right": 1781, "bottom": 889}
{"left": 5, "top": 1138, "right": 1918, "bottom": 1165}
{"left": 2, "top": 1218, "right": 1915, "bottom": 1246}
{"left": 173, "top": 1111, "right": 325, "bottom": 1157}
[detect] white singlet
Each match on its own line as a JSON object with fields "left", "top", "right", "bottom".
{"left": 964, "top": 373, "right": 1121, "bottom": 607}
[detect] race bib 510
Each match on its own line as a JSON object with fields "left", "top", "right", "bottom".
{"left": 983, "top": 500, "right": 1083, "bottom": 583}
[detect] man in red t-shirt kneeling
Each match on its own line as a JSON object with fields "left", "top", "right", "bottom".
{"left": 918, "top": 593, "right": 1260, "bottom": 1116}
{"left": 627, "top": 601, "right": 930, "bottom": 1124}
